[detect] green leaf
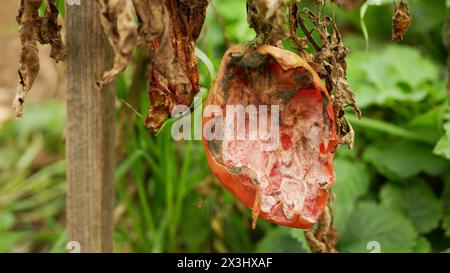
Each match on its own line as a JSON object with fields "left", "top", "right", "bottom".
{"left": 380, "top": 181, "right": 443, "bottom": 233}
{"left": 289, "top": 229, "right": 311, "bottom": 253}
{"left": 213, "top": 0, "right": 256, "bottom": 43}
{"left": 347, "top": 45, "right": 439, "bottom": 108}
{"left": 56, "top": 0, "right": 65, "bottom": 17}
{"left": 443, "top": 214, "right": 450, "bottom": 238}
{"left": 434, "top": 111, "right": 450, "bottom": 159}
{"left": 360, "top": 0, "right": 393, "bottom": 50}
{"left": 339, "top": 202, "right": 417, "bottom": 253}
{"left": 408, "top": 105, "right": 448, "bottom": 143}
{"left": 413, "top": 236, "right": 432, "bottom": 253}
{"left": 0, "top": 232, "right": 26, "bottom": 252}
{"left": 442, "top": 177, "right": 450, "bottom": 238}
{"left": 381, "top": 46, "right": 439, "bottom": 88}
{"left": 367, "top": 0, "right": 392, "bottom": 5}
{"left": 195, "top": 47, "right": 216, "bottom": 86}
{"left": 360, "top": 3, "right": 369, "bottom": 51}
{"left": 363, "top": 140, "right": 448, "bottom": 179}
{"left": 347, "top": 114, "right": 435, "bottom": 144}
{"left": 409, "top": 0, "right": 446, "bottom": 33}
{"left": 255, "top": 227, "right": 309, "bottom": 253}
{"left": 434, "top": 133, "right": 450, "bottom": 159}
{"left": 0, "top": 212, "right": 15, "bottom": 231}
{"left": 332, "top": 159, "right": 371, "bottom": 231}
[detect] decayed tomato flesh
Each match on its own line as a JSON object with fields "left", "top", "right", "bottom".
{"left": 203, "top": 45, "right": 337, "bottom": 229}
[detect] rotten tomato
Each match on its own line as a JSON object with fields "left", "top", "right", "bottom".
{"left": 202, "top": 45, "right": 338, "bottom": 229}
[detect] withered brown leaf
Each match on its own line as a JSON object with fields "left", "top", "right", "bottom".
{"left": 14, "top": 0, "right": 42, "bottom": 118}
{"left": 145, "top": 0, "right": 208, "bottom": 131}
{"left": 14, "top": 0, "right": 66, "bottom": 118}
{"left": 392, "top": 0, "right": 412, "bottom": 42}
{"left": 289, "top": 2, "right": 361, "bottom": 148}
{"left": 247, "top": 0, "right": 288, "bottom": 45}
{"left": 328, "top": 24, "right": 360, "bottom": 147}
{"left": 41, "top": 0, "right": 66, "bottom": 62}
{"left": 98, "top": 0, "right": 139, "bottom": 88}
{"left": 133, "top": 0, "right": 164, "bottom": 44}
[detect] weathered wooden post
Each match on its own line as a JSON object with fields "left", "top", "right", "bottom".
{"left": 66, "top": 0, "right": 115, "bottom": 252}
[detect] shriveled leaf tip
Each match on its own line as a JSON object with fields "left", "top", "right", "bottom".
{"left": 392, "top": 0, "right": 412, "bottom": 42}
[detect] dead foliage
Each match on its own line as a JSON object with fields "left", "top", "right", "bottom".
{"left": 392, "top": 0, "right": 412, "bottom": 42}
{"left": 289, "top": 0, "right": 361, "bottom": 148}
{"left": 246, "top": 0, "right": 288, "bottom": 45}
{"left": 14, "top": 0, "right": 66, "bottom": 118}
{"left": 285, "top": 0, "right": 364, "bottom": 252}
{"left": 98, "top": 0, "right": 138, "bottom": 89}
{"left": 304, "top": 206, "right": 338, "bottom": 253}
{"left": 41, "top": 0, "right": 66, "bottom": 62}
{"left": 144, "top": 0, "right": 208, "bottom": 131}
{"left": 15, "top": 0, "right": 209, "bottom": 132}
{"left": 98, "top": 0, "right": 208, "bottom": 131}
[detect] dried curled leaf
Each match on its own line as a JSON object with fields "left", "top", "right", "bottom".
{"left": 304, "top": 207, "right": 338, "bottom": 253}
{"left": 14, "top": 0, "right": 42, "bottom": 118}
{"left": 133, "top": 0, "right": 163, "bottom": 44}
{"left": 392, "top": 0, "right": 412, "bottom": 42}
{"left": 14, "top": 0, "right": 66, "bottom": 118}
{"left": 41, "top": 0, "right": 66, "bottom": 62}
{"left": 98, "top": 0, "right": 138, "bottom": 88}
{"left": 328, "top": 23, "right": 360, "bottom": 147}
{"left": 247, "top": 0, "right": 288, "bottom": 45}
{"left": 289, "top": 1, "right": 360, "bottom": 148}
{"left": 145, "top": 0, "right": 208, "bottom": 131}
{"left": 96, "top": 0, "right": 208, "bottom": 130}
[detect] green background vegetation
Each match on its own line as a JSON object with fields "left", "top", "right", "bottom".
{"left": 0, "top": 0, "right": 450, "bottom": 253}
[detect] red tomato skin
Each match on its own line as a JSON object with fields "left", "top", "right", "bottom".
{"left": 202, "top": 45, "right": 337, "bottom": 229}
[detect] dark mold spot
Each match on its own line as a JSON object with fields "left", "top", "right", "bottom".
{"left": 230, "top": 51, "right": 267, "bottom": 69}
{"left": 207, "top": 139, "right": 223, "bottom": 162}
{"left": 294, "top": 70, "right": 314, "bottom": 90}
{"left": 277, "top": 88, "right": 298, "bottom": 101}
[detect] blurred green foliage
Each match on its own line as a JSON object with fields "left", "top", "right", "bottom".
{"left": 1, "top": 0, "right": 450, "bottom": 253}
{"left": 0, "top": 102, "right": 66, "bottom": 252}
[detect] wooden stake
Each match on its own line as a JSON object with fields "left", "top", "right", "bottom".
{"left": 66, "top": 0, "right": 115, "bottom": 252}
